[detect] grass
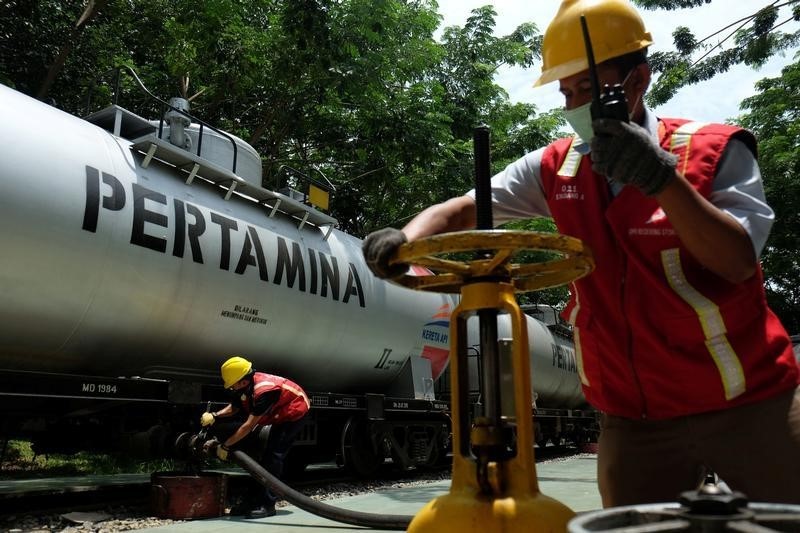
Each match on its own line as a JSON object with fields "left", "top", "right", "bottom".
{"left": 0, "top": 440, "right": 180, "bottom": 480}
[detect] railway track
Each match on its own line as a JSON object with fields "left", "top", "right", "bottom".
{"left": 1, "top": 446, "right": 582, "bottom": 530}
{"left": 0, "top": 465, "right": 355, "bottom": 515}
{"left": 0, "top": 464, "right": 440, "bottom": 526}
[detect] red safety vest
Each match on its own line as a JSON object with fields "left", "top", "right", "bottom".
{"left": 241, "top": 372, "right": 310, "bottom": 424}
{"left": 539, "top": 118, "right": 798, "bottom": 419}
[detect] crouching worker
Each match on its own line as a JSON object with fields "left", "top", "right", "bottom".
{"left": 201, "top": 355, "right": 310, "bottom": 519}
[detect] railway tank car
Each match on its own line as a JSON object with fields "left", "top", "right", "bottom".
{"left": 0, "top": 80, "right": 591, "bottom": 475}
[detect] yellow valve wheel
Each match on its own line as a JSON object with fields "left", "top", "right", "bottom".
{"left": 390, "top": 230, "right": 594, "bottom": 293}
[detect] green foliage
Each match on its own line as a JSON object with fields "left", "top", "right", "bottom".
{"left": 498, "top": 218, "right": 570, "bottom": 309}
{"left": 0, "top": 0, "right": 568, "bottom": 307}
{"left": 0, "top": 0, "right": 558, "bottom": 223}
{"left": 735, "top": 59, "right": 800, "bottom": 333}
{"left": 0, "top": 440, "right": 177, "bottom": 479}
{"left": 635, "top": 0, "right": 711, "bottom": 7}
{"left": 633, "top": 1, "right": 800, "bottom": 108}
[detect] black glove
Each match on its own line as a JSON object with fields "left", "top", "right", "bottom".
{"left": 362, "top": 228, "right": 408, "bottom": 279}
{"left": 590, "top": 118, "right": 678, "bottom": 196}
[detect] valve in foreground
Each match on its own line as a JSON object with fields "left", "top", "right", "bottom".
{"left": 398, "top": 229, "right": 593, "bottom": 533}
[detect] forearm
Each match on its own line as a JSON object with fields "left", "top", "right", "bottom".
{"left": 213, "top": 405, "right": 236, "bottom": 418}
{"left": 655, "top": 175, "right": 757, "bottom": 283}
{"left": 402, "top": 196, "right": 476, "bottom": 241}
{"left": 223, "top": 417, "right": 258, "bottom": 448}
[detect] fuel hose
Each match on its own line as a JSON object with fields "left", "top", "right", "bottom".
{"left": 230, "top": 449, "right": 414, "bottom": 530}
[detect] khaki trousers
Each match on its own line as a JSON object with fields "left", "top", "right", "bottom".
{"left": 597, "top": 386, "right": 800, "bottom": 507}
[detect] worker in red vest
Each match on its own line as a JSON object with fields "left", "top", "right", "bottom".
{"left": 201, "top": 355, "right": 310, "bottom": 518}
{"left": 363, "top": 0, "right": 800, "bottom": 507}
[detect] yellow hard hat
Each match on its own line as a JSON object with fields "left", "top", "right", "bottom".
{"left": 221, "top": 355, "right": 253, "bottom": 389}
{"left": 534, "top": 0, "right": 653, "bottom": 87}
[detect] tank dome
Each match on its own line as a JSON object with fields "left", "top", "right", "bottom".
{"left": 154, "top": 122, "right": 263, "bottom": 187}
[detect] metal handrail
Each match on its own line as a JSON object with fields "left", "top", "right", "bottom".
{"left": 277, "top": 164, "right": 336, "bottom": 194}
{"left": 84, "top": 66, "right": 239, "bottom": 174}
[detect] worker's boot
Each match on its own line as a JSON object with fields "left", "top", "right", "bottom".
{"left": 245, "top": 503, "right": 276, "bottom": 519}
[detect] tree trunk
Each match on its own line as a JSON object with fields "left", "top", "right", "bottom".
{"left": 36, "top": 0, "right": 107, "bottom": 101}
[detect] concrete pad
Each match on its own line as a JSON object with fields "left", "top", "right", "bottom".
{"left": 139, "top": 454, "right": 601, "bottom": 532}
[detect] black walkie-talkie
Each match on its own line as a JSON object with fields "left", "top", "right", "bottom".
{"left": 580, "top": 15, "right": 628, "bottom": 122}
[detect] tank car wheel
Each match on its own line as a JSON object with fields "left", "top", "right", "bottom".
{"left": 342, "top": 417, "right": 384, "bottom": 478}
{"left": 389, "top": 230, "right": 594, "bottom": 293}
{"left": 421, "top": 440, "right": 452, "bottom": 471}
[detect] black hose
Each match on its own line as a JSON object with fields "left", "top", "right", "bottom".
{"left": 230, "top": 449, "right": 414, "bottom": 530}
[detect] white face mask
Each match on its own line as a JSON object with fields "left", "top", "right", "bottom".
{"left": 563, "top": 68, "right": 641, "bottom": 144}
{"left": 564, "top": 101, "right": 594, "bottom": 144}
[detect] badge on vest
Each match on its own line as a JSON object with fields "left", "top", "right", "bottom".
{"left": 555, "top": 183, "right": 583, "bottom": 201}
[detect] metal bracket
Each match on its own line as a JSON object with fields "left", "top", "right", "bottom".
{"left": 185, "top": 163, "right": 200, "bottom": 185}
{"left": 142, "top": 142, "right": 158, "bottom": 168}
{"left": 297, "top": 211, "right": 309, "bottom": 231}
{"left": 113, "top": 108, "right": 123, "bottom": 137}
{"left": 268, "top": 199, "right": 281, "bottom": 218}
{"left": 223, "top": 180, "right": 238, "bottom": 201}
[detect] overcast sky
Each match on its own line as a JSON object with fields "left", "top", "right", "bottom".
{"left": 436, "top": 1, "right": 799, "bottom": 123}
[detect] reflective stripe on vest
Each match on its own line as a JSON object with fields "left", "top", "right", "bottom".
{"left": 557, "top": 138, "right": 583, "bottom": 177}
{"left": 668, "top": 121, "right": 709, "bottom": 176}
{"left": 255, "top": 379, "right": 310, "bottom": 410}
{"left": 567, "top": 284, "right": 590, "bottom": 386}
{"left": 254, "top": 380, "right": 276, "bottom": 391}
{"left": 661, "top": 248, "right": 746, "bottom": 400}
{"left": 281, "top": 381, "right": 311, "bottom": 409}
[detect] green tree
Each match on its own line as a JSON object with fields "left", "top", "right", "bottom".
{"left": 736, "top": 59, "right": 800, "bottom": 333}
{"left": 0, "top": 0, "right": 97, "bottom": 96}
{"left": 383, "top": 6, "right": 560, "bottom": 218}
{"left": 632, "top": 0, "right": 800, "bottom": 106}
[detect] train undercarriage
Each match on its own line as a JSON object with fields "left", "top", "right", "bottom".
{"left": 0, "top": 368, "right": 451, "bottom": 478}
{"left": 0, "top": 367, "right": 597, "bottom": 478}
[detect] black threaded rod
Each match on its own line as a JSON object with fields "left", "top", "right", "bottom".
{"left": 473, "top": 124, "right": 493, "bottom": 231}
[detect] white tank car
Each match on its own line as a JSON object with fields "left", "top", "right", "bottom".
{"left": 449, "top": 315, "right": 585, "bottom": 408}
{"left": 518, "top": 315, "right": 585, "bottom": 409}
{"left": 0, "top": 82, "right": 590, "bottom": 466}
{"left": 0, "top": 83, "right": 457, "bottom": 392}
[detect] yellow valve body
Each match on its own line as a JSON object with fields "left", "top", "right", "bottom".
{"left": 408, "top": 490, "right": 575, "bottom": 533}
